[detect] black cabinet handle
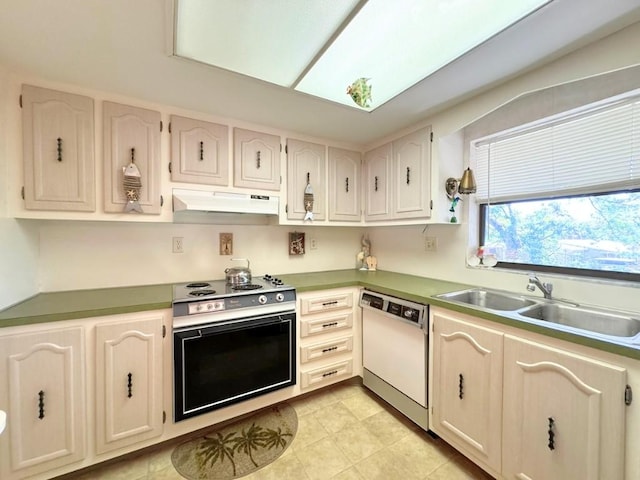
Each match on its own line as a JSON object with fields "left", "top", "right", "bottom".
{"left": 458, "top": 373, "right": 464, "bottom": 399}
{"left": 199, "top": 141, "right": 204, "bottom": 161}
{"left": 256, "top": 150, "right": 261, "bottom": 169}
{"left": 548, "top": 417, "right": 555, "bottom": 450}
{"left": 57, "top": 138, "right": 62, "bottom": 162}
{"left": 374, "top": 176, "right": 378, "bottom": 192}
{"left": 406, "top": 166, "right": 411, "bottom": 185}
{"left": 322, "top": 370, "right": 338, "bottom": 378}
{"left": 322, "top": 346, "right": 338, "bottom": 353}
{"left": 38, "top": 390, "right": 45, "bottom": 419}
{"left": 130, "top": 147, "right": 136, "bottom": 163}
{"left": 345, "top": 177, "right": 349, "bottom": 193}
{"left": 127, "top": 372, "right": 133, "bottom": 398}
{"left": 321, "top": 322, "right": 338, "bottom": 329}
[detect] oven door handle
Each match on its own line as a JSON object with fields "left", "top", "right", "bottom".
{"left": 177, "top": 313, "right": 294, "bottom": 338}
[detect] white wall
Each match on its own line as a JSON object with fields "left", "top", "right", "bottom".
{"left": 0, "top": 66, "right": 39, "bottom": 309}
{"left": 368, "top": 22, "right": 640, "bottom": 312}
{"left": 37, "top": 221, "right": 363, "bottom": 291}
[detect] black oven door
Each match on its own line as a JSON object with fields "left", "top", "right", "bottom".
{"left": 174, "top": 311, "right": 296, "bottom": 422}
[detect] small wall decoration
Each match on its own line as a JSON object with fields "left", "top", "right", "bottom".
{"left": 289, "top": 232, "right": 305, "bottom": 255}
{"left": 219, "top": 233, "right": 233, "bottom": 255}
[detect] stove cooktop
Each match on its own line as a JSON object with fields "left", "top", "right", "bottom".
{"left": 172, "top": 275, "right": 291, "bottom": 303}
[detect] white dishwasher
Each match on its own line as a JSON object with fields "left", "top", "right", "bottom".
{"left": 360, "top": 289, "right": 429, "bottom": 430}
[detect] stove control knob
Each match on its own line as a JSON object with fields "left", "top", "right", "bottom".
{"left": 404, "top": 309, "right": 414, "bottom": 319}
{"left": 263, "top": 274, "right": 272, "bottom": 280}
{"left": 258, "top": 295, "right": 268, "bottom": 305}
{"left": 207, "top": 303, "right": 214, "bottom": 310}
{"left": 276, "top": 293, "right": 285, "bottom": 302}
{"left": 196, "top": 304, "right": 203, "bottom": 312}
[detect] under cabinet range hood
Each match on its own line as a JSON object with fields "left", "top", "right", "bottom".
{"left": 172, "top": 189, "right": 279, "bottom": 224}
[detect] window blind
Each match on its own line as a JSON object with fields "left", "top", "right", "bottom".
{"left": 474, "top": 96, "right": 640, "bottom": 203}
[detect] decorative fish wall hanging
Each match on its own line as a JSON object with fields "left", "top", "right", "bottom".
{"left": 304, "top": 172, "right": 314, "bottom": 221}
{"left": 347, "top": 77, "right": 372, "bottom": 108}
{"left": 123, "top": 147, "right": 143, "bottom": 213}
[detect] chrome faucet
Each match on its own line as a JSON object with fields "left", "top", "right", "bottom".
{"left": 527, "top": 274, "right": 553, "bottom": 299}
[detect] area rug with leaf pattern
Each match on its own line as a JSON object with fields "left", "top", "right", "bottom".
{"left": 171, "top": 403, "right": 298, "bottom": 479}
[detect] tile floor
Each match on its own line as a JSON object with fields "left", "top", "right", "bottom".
{"left": 59, "top": 381, "right": 494, "bottom": 480}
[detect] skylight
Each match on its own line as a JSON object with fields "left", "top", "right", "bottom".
{"left": 174, "top": 0, "right": 552, "bottom": 111}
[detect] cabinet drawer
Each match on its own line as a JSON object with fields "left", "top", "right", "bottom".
{"left": 301, "top": 359, "right": 353, "bottom": 390}
{"left": 300, "top": 292, "right": 353, "bottom": 315}
{"left": 300, "top": 312, "right": 353, "bottom": 338}
{"left": 300, "top": 335, "right": 353, "bottom": 364}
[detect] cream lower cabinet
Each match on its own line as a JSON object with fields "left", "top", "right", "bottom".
{"left": 0, "top": 327, "right": 86, "bottom": 480}
{"left": 431, "top": 309, "right": 503, "bottom": 476}
{"left": 503, "top": 334, "right": 626, "bottom": 480}
{"left": 431, "top": 307, "right": 628, "bottom": 480}
{"left": 95, "top": 313, "right": 164, "bottom": 454}
{"left": 298, "top": 288, "right": 360, "bottom": 391}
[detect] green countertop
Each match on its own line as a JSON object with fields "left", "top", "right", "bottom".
{"left": 2, "top": 269, "right": 639, "bottom": 361}
{"left": 0, "top": 284, "right": 173, "bottom": 328}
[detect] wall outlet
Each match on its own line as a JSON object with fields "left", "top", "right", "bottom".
{"left": 424, "top": 236, "right": 437, "bottom": 252}
{"left": 172, "top": 237, "right": 184, "bottom": 253}
{"left": 309, "top": 238, "right": 318, "bottom": 250}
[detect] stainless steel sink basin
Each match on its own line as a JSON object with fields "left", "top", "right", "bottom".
{"left": 518, "top": 303, "right": 640, "bottom": 338}
{"left": 436, "top": 288, "right": 538, "bottom": 311}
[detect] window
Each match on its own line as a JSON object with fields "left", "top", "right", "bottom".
{"left": 474, "top": 91, "right": 640, "bottom": 281}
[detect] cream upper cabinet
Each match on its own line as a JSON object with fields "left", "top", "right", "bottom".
{"left": 328, "top": 147, "right": 361, "bottom": 222}
{"left": 169, "top": 115, "right": 228, "bottom": 186}
{"left": 21, "top": 85, "right": 95, "bottom": 212}
{"left": 286, "top": 138, "right": 326, "bottom": 221}
{"left": 391, "top": 126, "right": 432, "bottom": 219}
{"left": 233, "top": 128, "right": 281, "bottom": 191}
{"left": 103, "top": 101, "right": 162, "bottom": 215}
{"left": 0, "top": 327, "right": 86, "bottom": 480}
{"left": 502, "top": 334, "right": 626, "bottom": 480}
{"left": 363, "top": 143, "right": 392, "bottom": 221}
{"left": 95, "top": 313, "right": 164, "bottom": 454}
{"left": 431, "top": 309, "right": 503, "bottom": 475}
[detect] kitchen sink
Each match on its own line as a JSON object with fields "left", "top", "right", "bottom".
{"left": 518, "top": 303, "right": 640, "bottom": 338}
{"left": 436, "top": 288, "right": 537, "bottom": 311}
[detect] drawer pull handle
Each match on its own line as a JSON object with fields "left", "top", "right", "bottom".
{"left": 127, "top": 372, "right": 133, "bottom": 398}
{"left": 322, "top": 370, "right": 338, "bottom": 378}
{"left": 458, "top": 373, "right": 464, "bottom": 399}
{"left": 322, "top": 322, "right": 338, "bottom": 328}
{"left": 322, "top": 346, "right": 338, "bottom": 353}
{"left": 548, "top": 417, "right": 555, "bottom": 451}
{"left": 322, "top": 301, "right": 338, "bottom": 307}
{"left": 38, "top": 390, "right": 45, "bottom": 419}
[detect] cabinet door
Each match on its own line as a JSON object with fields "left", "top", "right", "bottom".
{"left": 0, "top": 327, "right": 85, "bottom": 479}
{"left": 328, "top": 147, "right": 361, "bottom": 221}
{"left": 503, "top": 335, "right": 626, "bottom": 480}
{"left": 103, "top": 101, "right": 162, "bottom": 214}
{"left": 363, "top": 143, "right": 391, "bottom": 221}
{"left": 392, "top": 127, "right": 431, "bottom": 219}
{"left": 21, "top": 85, "right": 95, "bottom": 212}
{"left": 170, "top": 115, "right": 228, "bottom": 186}
{"left": 431, "top": 309, "right": 503, "bottom": 473}
{"left": 95, "top": 314, "right": 164, "bottom": 454}
{"left": 234, "top": 128, "right": 281, "bottom": 191}
{"left": 286, "top": 138, "right": 325, "bottom": 220}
